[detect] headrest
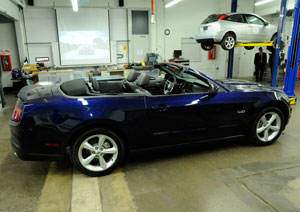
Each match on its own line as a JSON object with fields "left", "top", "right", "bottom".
{"left": 127, "top": 70, "right": 139, "bottom": 82}
{"left": 92, "top": 78, "right": 99, "bottom": 91}
{"left": 136, "top": 73, "right": 150, "bottom": 87}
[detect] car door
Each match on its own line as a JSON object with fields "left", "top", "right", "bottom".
{"left": 245, "top": 14, "right": 268, "bottom": 42}
{"left": 145, "top": 84, "right": 241, "bottom": 147}
{"left": 222, "top": 14, "right": 248, "bottom": 42}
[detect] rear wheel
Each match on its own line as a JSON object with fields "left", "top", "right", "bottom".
{"left": 271, "top": 34, "right": 277, "bottom": 48}
{"left": 201, "top": 42, "right": 214, "bottom": 51}
{"left": 221, "top": 33, "right": 236, "bottom": 50}
{"left": 71, "top": 128, "right": 124, "bottom": 177}
{"left": 250, "top": 107, "right": 284, "bottom": 146}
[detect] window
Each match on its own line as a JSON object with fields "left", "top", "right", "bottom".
{"left": 202, "top": 14, "right": 221, "bottom": 24}
{"left": 223, "top": 14, "right": 245, "bottom": 23}
{"left": 245, "top": 15, "right": 265, "bottom": 25}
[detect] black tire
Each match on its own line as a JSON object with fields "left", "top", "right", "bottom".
{"left": 71, "top": 128, "right": 125, "bottom": 177}
{"left": 221, "top": 33, "right": 236, "bottom": 50}
{"left": 249, "top": 107, "right": 285, "bottom": 146}
{"left": 201, "top": 42, "right": 214, "bottom": 51}
{"left": 271, "top": 34, "right": 277, "bottom": 49}
{"left": 244, "top": 46, "right": 254, "bottom": 50}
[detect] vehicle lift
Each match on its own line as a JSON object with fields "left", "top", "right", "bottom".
{"left": 283, "top": 0, "right": 300, "bottom": 104}
{"left": 228, "top": 0, "right": 298, "bottom": 104}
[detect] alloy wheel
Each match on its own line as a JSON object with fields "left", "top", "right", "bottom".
{"left": 78, "top": 134, "right": 118, "bottom": 172}
{"left": 256, "top": 112, "right": 281, "bottom": 142}
{"left": 225, "top": 36, "right": 235, "bottom": 49}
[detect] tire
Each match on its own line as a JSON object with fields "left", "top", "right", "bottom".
{"left": 244, "top": 46, "right": 254, "bottom": 50}
{"left": 249, "top": 107, "right": 285, "bottom": 146}
{"left": 221, "top": 33, "right": 236, "bottom": 50}
{"left": 271, "top": 34, "right": 277, "bottom": 49}
{"left": 71, "top": 128, "right": 125, "bottom": 177}
{"left": 201, "top": 42, "right": 214, "bottom": 51}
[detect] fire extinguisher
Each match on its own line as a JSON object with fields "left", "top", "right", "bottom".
{"left": 0, "top": 55, "right": 12, "bottom": 71}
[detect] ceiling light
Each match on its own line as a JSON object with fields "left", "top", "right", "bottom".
{"left": 255, "top": 0, "right": 274, "bottom": 6}
{"left": 71, "top": 0, "right": 78, "bottom": 12}
{"left": 165, "top": 0, "right": 182, "bottom": 8}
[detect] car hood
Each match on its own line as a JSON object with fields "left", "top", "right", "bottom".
{"left": 216, "top": 79, "right": 282, "bottom": 93}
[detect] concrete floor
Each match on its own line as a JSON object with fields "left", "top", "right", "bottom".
{"left": 1, "top": 80, "right": 300, "bottom": 212}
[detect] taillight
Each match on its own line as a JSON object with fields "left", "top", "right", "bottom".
{"left": 219, "top": 14, "right": 228, "bottom": 20}
{"left": 12, "top": 105, "right": 22, "bottom": 122}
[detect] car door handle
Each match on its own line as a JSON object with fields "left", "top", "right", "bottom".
{"left": 152, "top": 104, "right": 170, "bottom": 112}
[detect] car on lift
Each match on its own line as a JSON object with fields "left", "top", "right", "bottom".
{"left": 10, "top": 63, "right": 291, "bottom": 177}
{"left": 195, "top": 13, "right": 277, "bottom": 51}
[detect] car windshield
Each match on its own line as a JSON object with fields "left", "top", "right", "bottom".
{"left": 161, "top": 64, "right": 210, "bottom": 89}
{"left": 202, "top": 14, "right": 221, "bottom": 24}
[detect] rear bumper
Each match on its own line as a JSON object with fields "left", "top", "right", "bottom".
{"left": 11, "top": 138, "right": 64, "bottom": 161}
{"left": 10, "top": 120, "right": 65, "bottom": 162}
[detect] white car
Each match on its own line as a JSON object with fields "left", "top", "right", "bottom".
{"left": 195, "top": 13, "right": 277, "bottom": 51}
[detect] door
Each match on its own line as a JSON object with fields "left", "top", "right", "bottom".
{"left": 145, "top": 90, "right": 240, "bottom": 147}
{"left": 245, "top": 15, "right": 268, "bottom": 42}
{"left": 223, "top": 14, "right": 248, "bottom": 42}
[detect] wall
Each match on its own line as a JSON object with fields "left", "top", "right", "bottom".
{"left": 19, "top": 0, "right": 260, "bottom": 79}
{"left": 254, "top": 0, "right": 295, "bottom": 16}
{"left": 0, "top": 19, "right": 20, "bottom": 87}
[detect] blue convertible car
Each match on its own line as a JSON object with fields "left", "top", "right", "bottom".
{"left": 10, "top": 63, "right": 291, "bottom": 176}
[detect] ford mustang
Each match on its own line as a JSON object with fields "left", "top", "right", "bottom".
{"left": 10, "top": 63, "right": 291, "bottom": 176}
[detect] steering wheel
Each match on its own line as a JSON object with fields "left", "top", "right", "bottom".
{"left": 163, "top": 76, "right": 177, "bottom": 94}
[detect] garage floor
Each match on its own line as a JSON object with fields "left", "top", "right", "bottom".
{"left": 1, "top": 81, "right": 300, "bottom": 212}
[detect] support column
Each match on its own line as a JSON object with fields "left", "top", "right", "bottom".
{"left": 271, "top": 0, "right": 288, "bottom": 87}
{"left": 227, "top": 0, "right": 237, "bottom": 79}
{"left": 283, "top": 0, "right": 300, "bottom": 99}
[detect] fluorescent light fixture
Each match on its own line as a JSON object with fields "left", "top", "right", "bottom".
{"left": 165, "top": 0, "right": 182, "bottom": 8}
{"left": 71, "top": 0, "right": 78, "bottom": 12}
{"left": 255, "top": 0, "right": 274, "bottom": 6}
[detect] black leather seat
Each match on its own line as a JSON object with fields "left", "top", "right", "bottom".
{"left": 135, "top": 73, "right": 151, "bottom": 95}
{"left": 124, "top": 70, "right": 140, "bottom": 92}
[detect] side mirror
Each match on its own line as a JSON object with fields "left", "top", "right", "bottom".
{"left": 208, "top": 84, "right": 219, "bottom": 97}
{"left": 264, "top": 21, "right": 269, "bottom": 26}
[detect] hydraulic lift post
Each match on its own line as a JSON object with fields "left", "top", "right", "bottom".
{"left": 227, "top": 0, "right": 238, "bottom": 79}
{"left": 283, "top": 0, "right": 300, "bottom": 101}
{"left": 272, "top": 0, "right": 288, "bottom": 88}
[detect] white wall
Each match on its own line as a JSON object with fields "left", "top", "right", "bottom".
{"left": 0, "top": 20, "right": 20, "bottom": 87}
{"left": 20, "top": 0, "right": 260, "bottom": 79}
{"left": 255, "top": 0, "right": 295, "bottom": 16}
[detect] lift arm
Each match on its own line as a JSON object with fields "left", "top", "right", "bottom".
{"left": 234, "top": 41, "right": 274, "bottom": 47}
{"left": 283, "top": 0, "right": 300, "bottom": 100}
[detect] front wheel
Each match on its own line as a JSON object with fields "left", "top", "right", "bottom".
{"left": 71, "top": 128, "right": 124, "bottom": 177}
{"left": 221, "top": 33, "right": 236, "bottom": 50}
{"left": 250, "top": 107, "right": 284, "bottom": 146}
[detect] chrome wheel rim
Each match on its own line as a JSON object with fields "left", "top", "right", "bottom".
{"left": 225, "top": 36, "right": 235, "bottom": 49}
{"left": 78, "top": 134, "right": 118, "bottom": 172}
{"left": 256, "top": 112, "right": 281, "bottom": 142}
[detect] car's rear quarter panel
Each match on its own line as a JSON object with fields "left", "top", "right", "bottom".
{"left": 16, "top": 94, "right": 148, "bottom": 157}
